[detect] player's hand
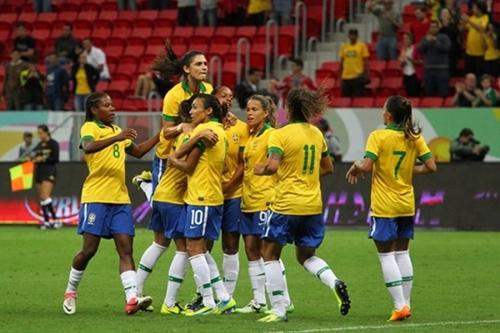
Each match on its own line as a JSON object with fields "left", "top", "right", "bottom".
{"left": 117, "top": 128, "right": 137, "bottom": 141}
{"left": 224, "top": 112, "right": 238, "bottom": 127}
{"left": 254, "top": 164, "right": 266, "bottom": 175}
{"left": 200, "top": 129, "right": 218, "bottom": 147}
{"left": 222, "top": 181, "right": 232, "bottom": 194}
{"left": 346, "top": 164, "right": 364, "bottom": 184}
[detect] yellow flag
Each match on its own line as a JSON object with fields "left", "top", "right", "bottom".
{"left": 9, "top": 161, "right": 34, "bottom": 192}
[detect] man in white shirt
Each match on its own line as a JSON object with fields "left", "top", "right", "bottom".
{"left": 82, "top": 38, "right": 111, "bottom": 81}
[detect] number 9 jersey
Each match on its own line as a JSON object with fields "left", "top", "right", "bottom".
{"left": 364, "top": 124, "right": 432, "bottom": 218}
{"left": 80, "top": 121, "right": 133, "bottom": 204}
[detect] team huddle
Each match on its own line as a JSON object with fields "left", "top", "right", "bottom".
{"left": 61, "top": 44, "right": 436, "bottom": 323}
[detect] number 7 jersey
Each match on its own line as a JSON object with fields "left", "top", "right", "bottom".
{"left": 364, "top": 124, "right": 432, "bottom": 217}
{"left": 268, "top": 122, "right": 329, "bottom": 215}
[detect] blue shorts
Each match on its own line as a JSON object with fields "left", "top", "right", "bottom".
{"left": 184, "top": 205, "right": 223, "bottom": 240}
{"left": 222, "top": 198, "right": 242, "bottom": 233}
{"left": 263, "top": 212, "right": 324, "bottom": 248}
{"left": 369, "top": 216, "right": 414, "bottom": 242}
{"left": 77, "top": 203, "right": 134, "bottom": 239}
{"left": 150, "top": 201, "right": 186, "bottom": 239}
{"left": 152, "top": 155, "right": 168, "bottom": 194}
{"left": 240, "top": 211, "right": 268, "bottom": 236}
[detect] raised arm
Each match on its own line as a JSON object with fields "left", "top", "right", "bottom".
{"left": 126, "top": 132, "right": 160, "bottom": 159}
{"left": 81, "top": 128, "right": 137, "bottom": 154}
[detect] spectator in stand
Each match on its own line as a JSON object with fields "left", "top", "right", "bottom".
{"left": 271, "top": 0, "right": 292, "bottom": 25}
{"left": 399, "top": 32, "right": 422, "bottom": 97}
{"left": 33, "top": 0, "right": 51, "bottom": 13}
{"left": 19, "top": 131, "right": 34, "bottom": 161}
{"left": 3, "top": 50, "right": 28, "bottom": 110}
{"left": 439, "top": 8, "right": 462, "bottom": 77}
{"left": 222, "top": 0, "right": 247, "bottom": 26}
{"left": 13, "top": 22, "right": 37, "bottom": 62}
{"left": 271, "top": 58, "right": 316, "bottom": 99}
{"left": 450, "top": 128, "right": 489, "bottom": 161}
{"left": 481, "top": 23, "right": 500, "bottom": 77}
{"left": 410, "top": 5, "right": 431, "bottom": 45}
{"left": 20, "top": 61, "right": 45, "bottom": 111}
{"left": 71, "top": 52, "right": 100, "bottom": 111}
{"left": 199, "top": 0, "right": 218, "bottom": 26}
{"left": 177, "top": 0, "right": 198, "bottom": 26}
{"left": 366, "top": 0, "right": 401, "bottom": 60}
{"left": 441, "top": 0, "right": 461, "bottom": 24}
{"left": 339, "top": 28, "right": 369, "bottom": 97}
{"left": 453, "top": 73, "right": 478, "bottom": 106}
{"left": 235, "top": 67, "right": 265, "bottom": 109}
{"left": 45, "top": 53, "right": 70, "bottom": 111}
{"left": 419, "top": 20, "right": 451, "bottom": 97}
{"left": 117, "top": 0, "right": 136, "bottom": 10}
{"left": 313, "top": 117, "right": 343, "bottom": 162}
{"left": 247, "top": 0, "right": 271, "bottom": 25}
{"left": 475, "top": 74, "right": 498, "bottom": 107}
{"left": 461, "top": 0, "right": 489, "bottom": 78}
{"left": 82, "top": 38, "right": 111, "bottom": 81}
{"left": 425, "top": 0, "right": 440, "bottom": 20}
{"left": 148, "top": 0, "right": 168, "bottom": 10}
{"left": 54, "top": 24, "right": 77, "bottom": 61}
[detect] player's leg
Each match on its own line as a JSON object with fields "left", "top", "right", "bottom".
{"left": 394, "top": 217, "right": 414, "bottom": 310}
{"left": 221, "top": 198, "right": 241, "bottom": 297}
{"left": 162, "top": 238, "right": 188, "bottom": 314}
{"left": 40, "top": 180, "right": 58, "bottom": 225}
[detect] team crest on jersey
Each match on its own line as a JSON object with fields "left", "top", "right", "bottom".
{"left": 232, "top": 133, "right": 239, "bottom": 143}
{"left": 87, "top": 213, "right": 96, "bottom": 225}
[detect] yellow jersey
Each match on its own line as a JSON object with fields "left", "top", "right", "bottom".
{"left": 268, "top": 123, "right": 328, "bottom": 215}
{"left": 364, "top": 124, "right": 432, "bottom": 217}
{"left": 241, "top": 124, "right": 277, "bottom": 212}
{"left": 75, "top": 68, "right": 91, "bottom": 95}
{"left": 80, "top": 121, "right": 133, "bottom": 204}
{"left": 222, "top": 119, "right": 249, "bottom": 200}
{"left": 156, "top": 80, "right": 213, "bottom": 159}
{"left": 484, "top": 34, "right": 500, "bottom": 61}
{"left": 184, "top": 120, "right": 227, "bottom": 206}
{"left": 247, "top": 0, "right": 271, "bottom": 14}
{"left": 152, "top": 132, "right": 190, "bottom": 205}
{"left": 466, "top": 15, "right": 489, "bottom": 56}
{"left": 339, "top": 41, "right": 369, "bottom": 80}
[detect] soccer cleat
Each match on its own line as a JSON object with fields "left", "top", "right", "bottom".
{"left": 184, "top": 305, "right": 214, "bottom": 316}
{"left": 209, "top": 297, "right": 236, "bottom": 315}
{"left": 132, "top": 170, "right": 152, "bottom": 187}
{"left": 185, "top": 293, "right": 203, "bottom": 311}
{"left": 142, "top": 304, "right": 154, "bottom": 312}
{"left": 264, "top": 302, "right": 294, "bottom": 315}
{"left": 334, "top": 279, "right": 351, "bottom": 316}
{"left": 63, "top": 291, "right": 77, "bottom": 315}
{"left": 388, "top": 305, "right": 411, "bottom": 321}
{"left": 257, "top": 310, "right": 288, "bottom": 323}
{"left": 234, "top": 300, "right": 268, "bottom": 314}
{"left": 125, "top": 296, "right": 153, "bottom": 315}
{"left": 160, "top": 303, "right": 184, "bottom": 315}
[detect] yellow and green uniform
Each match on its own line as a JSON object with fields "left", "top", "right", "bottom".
{"left": 339, "top": 41, "right": 369, "bottom": 80}
{"left": 80, "top": 121, "right": 133, "bottom": 204}
{"left": 267, "top": 122, "right": 328, "bottom": 215}
{"left": 241, "top": 123, "right": 277, "bottom": 212}
{"left": 222, "top": 119, "right": 249, "bottom": 200}
{"left": 465, "top": 15, "right": 489, "bottom": 56}
{"left": 364, "top": 124, "right": 432, "bottom": 217}
{"left": 156, "top": 80, "right": 213, "bottom": 159}
{"left": 75, "top": 68, "right": 91, "bottom": 95}
{"left": 184, "top": 120, "right": 227, "bottom": 206}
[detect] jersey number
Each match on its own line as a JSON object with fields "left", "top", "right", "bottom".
{"left": 302, "top": 144, "right": 316, "bottom": 174}
{"left": 393, "top": 150, "right": 406, "bottom": 180}
{"left": 112, "top": 144, "right": 120, "bottom": 158}
{"left": 190, "top": 209, "right": 205, "bottom": 226}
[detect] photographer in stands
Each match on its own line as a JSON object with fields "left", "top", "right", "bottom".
{"left": 450, "top": 128, "right": 489, "bottom": 162}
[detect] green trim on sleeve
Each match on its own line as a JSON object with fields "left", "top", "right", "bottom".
{"left": 268, "top": 147, "right": 283, "bottom": 155}
{"left": 364, "top": 151, "right": 378, "bottom": 161}
{"left": 80, "top": 135, "right": 95, "bottom": 142}
{"left": 418, "top": 151, "right": 432, "bottom": 162}
{"left": 321, "top": 151, "right": 329, "bottom": 158}
{"left": 239, "top": 146, "right": 245, "bottom": 152}
{"left": 162, "top": 114, "right": 178, "bottom": 122}
{"left": 125, "top": 142, "right": 136, "bottom": 153}
{"left": 196, "top": 140, "right": 206, "bottom": 151}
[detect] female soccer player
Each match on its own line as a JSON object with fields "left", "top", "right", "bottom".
{"left": 32, "top": 124, "right": 60, "bottom": 229}
{"left": 133, "top": 42, "right": 213, "bottom": 201}
{"left": 346, "top": 95, "right": 436, "bottom": 321}
{"left": 255, "top": 88, "right": 351, "bottom": 323}
{"left": 62, "top": 92, "right": 160, "bottom": 316}
{"left": 167, "top": 93, "right": 235, "bottom": 316}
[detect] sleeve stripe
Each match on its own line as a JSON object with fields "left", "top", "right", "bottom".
{"left": 162, "top": 114, "right": 178, "bottom": 122}
{"left": 321, "top": 151, "right": 329, "bottom": 158}
{"left": 196, "top": 140, "right": 206, "bottom": 151}
{"left": 268, "top": 146, "right": 283, "bottom": 155}
{"left": 364, "top": 151, "right": 378, "bottom": 161}
{"left": 81, "top": 135, "right": 95, "bottom": 142}
{"left": 418, "top": 151, "right": 432, "bottom": 162}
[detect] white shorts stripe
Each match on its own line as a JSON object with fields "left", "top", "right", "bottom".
{"left": 201, "top": 206, "right": 208, "bottom": 237}
{"left": 370, "top": 216, "right": 377, "bottom": 237}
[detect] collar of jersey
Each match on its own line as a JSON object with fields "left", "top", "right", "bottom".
{"left": 208, "top": 117, "right": 219, "bottom": 123}
{"left": 257, "top": 122, "right": 272, "bottom": 136}
{"left": 93, "top": 120, "right": 107, "bottom": 128}
{"left": 385, "top": 123, "right": 403, "bottom": 131}
{"left": 181, "top": 79, "right": 207, "bottom": 94}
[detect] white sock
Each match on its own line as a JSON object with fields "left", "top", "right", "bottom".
{"left": 120, "top": 270, "right": 138, "bottom": 302}
{"left": 248, "top": 259, "right": 267, "bottom": 305}
{"left": 164, "top": 251, "right": 188, "bottom": 307}
{"left": 66, "top": 267, "right": 84, "bottom": 292}
{"left": 264, "top": 260, "right": 287, "bottom": 317}
{"left": 378, "top": 252, "right": 406, "bottom": 309}
{"left": 189, "top": 254, "right": 215, "bottom": 308}
{"left": 279, "top": 259, "right": 291, "bottom": 306}
{"left": 303, "top": 256, "right": 338, "bottom": 289}
{"left": 395, "top": 250, "right": 413, "bottom": 306}
{"left": 223, "top": 253, "right": 239, "bottom": 297}
{"left": 140, "top": 182, "right": 153, "bottom": 202}
{"left": 137, "top": 242, "right": 167, "bottom": 295}
{"left": 205, "top": 252, "right": 230, "bottom": 302}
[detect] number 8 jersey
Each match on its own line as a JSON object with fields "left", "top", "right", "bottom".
{"left": 364, "top": 124, "right": 432, "bottom": 217}
{"left": 80, "top": 121, "right": 133, "bottom": 204}
{"left": 268, "top": 122, "right": 329, "bottom": 215}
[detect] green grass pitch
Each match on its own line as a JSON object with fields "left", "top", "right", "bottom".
{"left": 1, "top": 227, "right": 499, "bottom": 333}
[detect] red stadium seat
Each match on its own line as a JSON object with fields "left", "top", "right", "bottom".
{"left": 106, "top": 37, "right": 126, "bottom": 48}
{"left": 407, "top": 97, "right": 421, "bottom": 107}
{"left": 386, "top": 60, "right": 403, "bottom": 77}
{"left": 278, "top": 25, "right": 295, "bottom": 56}
{"left": 193, "top": 27, "right": 215, "bottom": 39}
{"left": 443, "top": 96, "right": 455, "bottom": 107}
{"left": 156, "top": 17, "right": 175, "bottom": 28}
{"left": 101, "top": 1, "right": 118, "bottom": 11}
{"left": 420, "top": 97, "right": 444, "bottom": 107}
{"left": 351, "top": 97, "right": 375, "bottom": 108}
{"left": 0, "top": 13, "right": 19, "bottom": 24}
{"left": 189, "top": 43, "right": 209, "bottom": 53}
{"left": 235, "top": 26, "right": 257, "bottom": 40}
{"left": 93, "top": 25, "right": 112, "bottom": 39}
{"left": 173, "top": 26, "right": 194, "bottom": 38}
{"left": 215, "top": 26, "right": 236, "bottom": 39}
{"left": 365, "top": 77, "right": 381, "bottom": 96}
{"left": 380, "top": 77, "right": 403, "bottom": 95}
{"left": 32, "top": 28, "right": 51, "bottom": 41}
{"left": 117, "top": 11, "right": 138, "bottom": 21}
{"left": 98, "top": 10, "right": 118, "bottom": 22}
{"left": 157, "top": 10, "right": 176, "bottom": 21}
{"left": 111, "top": 27, "right": 132, "bottom": 39}
{"left": 57, "top": 11, "right": 78, "bottom": 22}
{"left": 151, "top": 27, "right": 173, "bottom": 39}
{"left": 135, "top": 19, "right": 155, "bottom": 29}
{"left": 18, "top": 12, "right": 38, "bottom": 23}
{"left": 374, "top": 96, "right": 387, "bottom": 107}
{"left": 321, "top": 61, "right": 341, "bottom": 72}
{"left": 131, "top": 27, "right": 153, "bottom": 39}
{"left": 78, "top": 11, "right": 98, "bottom": 22}
{"left": 104, "top": 45, "right": 125, "bottom": 57}
{"left": 208, "top": 43, "right": 231, "bottom": 58}
{"left": 37, "top": 12, "right": 58, "bottom": 24}
{"left": 172, "top": 44, "right": 188, "bottom": 56}
{"left": 137, "top": 10, "right": 159, "bottom": 21}
{"left": 315, "top": 68, "right": 335, "bottom": 81}
{"left": 144, "top": 44, "right": 164, "bottom": 57}
{"left": 123, "top": 45, "right": 145, "bottom": 57}
{"left": 328, "top": 97, "right": 351, "bottom": 108}
{"left": 369, "top": 60, "right": 387, "bottom": 78}
{"left": 80, "top": 2, "right": 100, "bottom": 12}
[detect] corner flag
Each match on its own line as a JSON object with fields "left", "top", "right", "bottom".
{"left": 9, "top": 161, "right": 34, "bottom": 192}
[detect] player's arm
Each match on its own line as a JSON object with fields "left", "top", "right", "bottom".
{"left": 167, "top": 147, "right": 203, "bottom": 175}
{"left": 346, "top": 157, "right": 374, "bottom": 184}
{"left": 174, "top": 129, "right": 219, "bottom": 158}
{"left": 254, "top": 152, "right": 281, "bottom": 175}
{"left": 320, "top": 155, "right": 334, "bottom": 176}
{"left": 46, "top": 140, "right": 60, "bottom": 163}
{"left": 223, "top": 151, "right": 244, "bottom": 193}
{"left": 126, "top": 132, "right": 160, "bottom": 158}
{"left": 81, "top": 128, "right": 137, "bottom": 154}
{"left": 413, "top": 157, "right": 437, "bottom": 175}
